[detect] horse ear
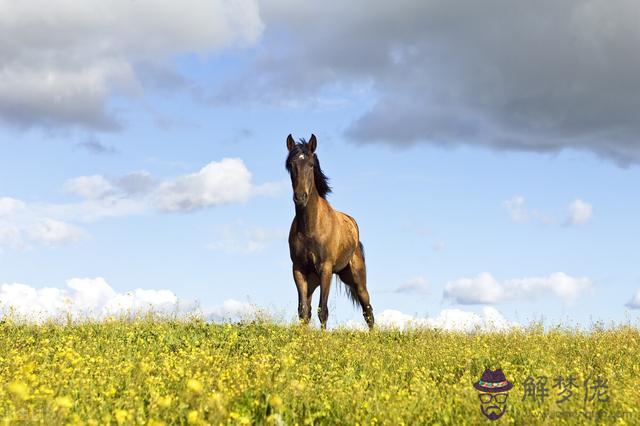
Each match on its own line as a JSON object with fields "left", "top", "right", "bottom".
{"left": 286, "top": 134, "right": 295, "bottom": 151}
{"left": 309, "top": 134, "right": 317, "bottom": 153}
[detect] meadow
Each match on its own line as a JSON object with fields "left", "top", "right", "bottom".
{"left": 1, "top": 317, "right": 639, "bottom": 425}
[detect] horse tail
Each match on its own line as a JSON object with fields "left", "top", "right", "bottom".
{"left": 336, "top": 274, "right": 360, "bottom": 308}
{"left": 359, "top": 241, "right": 365, "bottom": 262}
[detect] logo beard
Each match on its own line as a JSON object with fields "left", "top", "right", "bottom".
{"left": 481, "top": 404, "right": 506, "bottom": 420}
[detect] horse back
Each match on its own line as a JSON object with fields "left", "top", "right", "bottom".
{"left": 336, "top": 211, "right": 360, "bottom": 242}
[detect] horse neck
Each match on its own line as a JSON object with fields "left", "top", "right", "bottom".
{"left": 295, "top": 187, "right": 324, "bottom": 234}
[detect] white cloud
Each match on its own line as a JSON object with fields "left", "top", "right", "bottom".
{"left": 444, "top": 272, "right": 593, "bottom": 305}
{"left": 0, "top": 277, "right": 261, "bottom": 323}
{"left": 0, "top": 197, "right": 26, "bottom": 216}
{"left": 153, "top": 158, "right": 254, "bottom": 212}
{"left": 65, "top": 278, "right": 117, "bottom": 311}
{"left": 504, "top": 196, "right": 529, "bottom": 223}
{"left": 625, "top": 289, "right": 640, "bottom": 309}
{"left": 0, "top": 283, "right": 68, "bottom": 319}
{"left": 0, "top": 277, "right": 181, "bottom": 321}
{"left": 503, "top": 195, "right": 553, "bottom": 225}
{"left": 64, "top": 175, "right": 115, "bottom": 199}
{"left": 103, "top": 289, "right": 180, "bottom": 316}
{"left": 0, "top": 225, "right": 23, "bottom": 251}
{"left": 27, "top": 218, "right": 85, "bottom": 245}
{"left": 50, "top": 158, "right": 268, "bottom": 219}
{"left": 205, "top": 299, "right": 260, "bottom": 322}
{"left": 0, "top": 217, "right": 85, "bottom": 250}
{"left": 39, "top": 196, "right": 148, "bottom": 223}
{"left": 0, "top": 275, "right": 530, "bottom": 330}
{"left": 566, "top": 199, "right": 593, "bottom": 226}
{"left": 394, "top": 276, "right": 430, "bottom": 294}
{"left": 60, "top": 162, "right": 259, "bottom": 217}
{"left": 373, "top": 306, "right": 519, "bottom": 332}
{"left": 444, "top": 273, "right": 504, "bottom": 305}
{"left": 0, "top": 159, "right": 281, "bottom": 251}
{"left": 208, "top": 220, "right": 287, "bottom": 254}
{"left": 7, "top": 275, "right": 514, "bottom": 330}
{"left": 504, "top": 196, "right": 594, "bottom": 227}
{"left": 0, "top": 0, "right": 264, "bottom": 131}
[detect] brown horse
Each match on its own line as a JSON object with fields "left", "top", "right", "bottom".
{"left": 285, "top": 134, "right": 374, "bottom": 329}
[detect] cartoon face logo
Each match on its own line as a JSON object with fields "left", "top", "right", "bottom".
{"left": 473, "top": 368, "right": 513, "bottom": 421}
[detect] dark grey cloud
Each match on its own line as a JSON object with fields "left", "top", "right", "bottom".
{"left": 0, "top": 82, "right": 123, "bottom": 133}
{"left": 225, "top": 0, "right": 640, "bottom": 165}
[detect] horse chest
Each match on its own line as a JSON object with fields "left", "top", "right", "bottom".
{"left": 292, "top": 235, "right": 323, "bottom": 272}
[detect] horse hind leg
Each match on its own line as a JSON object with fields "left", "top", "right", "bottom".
{"left": 338, "top": 245, "right": 374, "bottom": 329}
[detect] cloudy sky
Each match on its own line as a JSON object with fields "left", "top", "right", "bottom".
{"left": 1, "top": 0, "right": 639, "bottom": 329}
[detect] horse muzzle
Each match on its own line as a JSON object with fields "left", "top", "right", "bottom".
{"left": 293, "top": 192, "right": 308, "bottom": 206}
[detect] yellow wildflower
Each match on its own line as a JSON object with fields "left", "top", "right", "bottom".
{"left": 187, "top": 378, "right": 203, "bottom": 394}
{"left": 187, "top": 410, "right": 199, "bottom": 424}
{"left": 7, "top": 381, "right": 29, "bottom": 401}
{"left": 114, "top": 409, "right": 129, "bottom": 425}
{"left": 54, "top": 395, "right": 74, "bottom": 409}
{"left": 157, "top": 395, "right": 172, "bottom": 408}
{"left": 269, "top": 395, "right": 283, "bottom": 411}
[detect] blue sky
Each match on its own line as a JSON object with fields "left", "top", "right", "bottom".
{"left": 1, "top": 1, "right": 639, "bottom": 329}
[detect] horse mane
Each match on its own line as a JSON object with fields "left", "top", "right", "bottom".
{"left": 285, "top": 138, "right": 332, "bottom": 199}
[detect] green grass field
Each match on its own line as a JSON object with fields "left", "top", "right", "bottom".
{"left": 1, "top": 318, "right": 639, "bottom": 425}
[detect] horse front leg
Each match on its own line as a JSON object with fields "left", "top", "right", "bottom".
{"left": 317, "top": 264, "right": 333, "bottom": 329}
{"left": 293, "top": 266, "right": 311, "bottom": 324}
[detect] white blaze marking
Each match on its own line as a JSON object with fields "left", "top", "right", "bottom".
{"left": 299, "top": 154, "right": 305, "bottom": 159}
